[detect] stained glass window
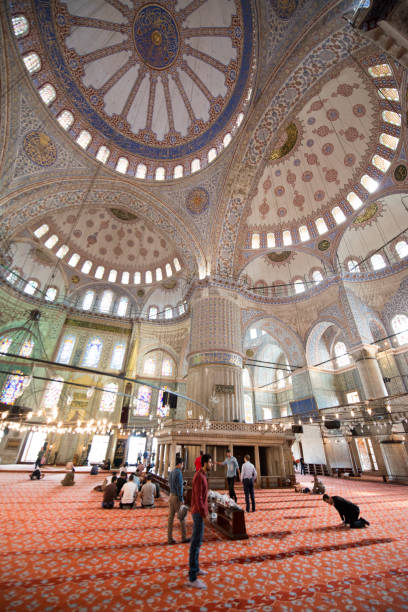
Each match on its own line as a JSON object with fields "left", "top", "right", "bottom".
{"left": 20, "top": 340, "right": 34, "bottom": 357}
{"left": 334, "top": 342, "right": 350, "bottom": 367}
{"left": 95, "top": 266, "right": 105, "bottom": 279}
{"left": 121, "top": 272, "right": 129, "bottom": 285}
{"left": 361, "top": 174, "right": 378, "bottom": 193}
{"left": 143, "top": 357, "right": 156, "bottom": 376}
{"left": 161, "top": 359, "right": 173, "bottom": 377}
{"left": 379, "top": 133, "right": 398, "bottom": 150}
{"left": 100, "top": 383, "right": 118, "bottom": 412}
{"left": 82, "top": 337, "right": 103, "bottom": 368}
{"left": 56, "top": 245, "right": 69, "bottom": 259}
{"left": 368, "top": 64, "right": 392, "bottom": 77}
{"left": 165, "top": 263, "right": 172, "bottom": 277}
{"left": 0, "top": 337, "right": 12, "bottom": 356}
{"left": 57, "top": 335, "right": 76, "bottom": 364}
{"left": 23, "top": 52, "right": 41, "bottom": 73}
{"left": 0, "top": 371, "right": 24, "bottom": 404}
{"left": 372, "top": 155, "right": 391, "bottom": 173}
{"left": 39, "top": 83, "right": 56, "bottom": 106}
{"left": 223, "top": 133, "right": 231, "bottom": 147}
{"left": 156, "top": 268, "right": 162, "bottom": 281}
{"left": 145, "top": 270, "right": 152, "bottom": 284}
{"left": 110, "top": 343, "right": 125, "bottom": 370}
{"left": 134, "top": 385, "right": 151, "bottom": 416}
{"left": 157, "top": 390, "right": 169, "bottom": 417}
{"left": 12, "top": 15, "right": 29, "bottom": 37}
{"left": 108, "top": 270, "right": 117, "bottom": 283}
{"left": 382, "top": 111, "right": 401, "bottom": 126}
{"left": 346, "top": 192, "right": 363, "bottom": 210}
{"left": 42, "top": 377, "right": 63, "bottom": 410}
{"left": 392, "top": 314, "right": 408, "bottom": 346}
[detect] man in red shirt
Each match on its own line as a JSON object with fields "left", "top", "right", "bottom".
{"left": 187, "top": 453, "right": 212, "bottom": 589}
{"left": 194, "top": 450, "right": 203, "bottom": 471}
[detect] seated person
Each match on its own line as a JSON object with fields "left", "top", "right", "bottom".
{"left": 136, "top": 462, "right": 145, "bottom": 476}
{"left": 90, "top": 464, "right": 99, "bottom": 475}
{"left": 139, "top": 474, "right": 156, "bottom": 508}
{"left": 61, "top": 471, "right": 75, "bottom": 486}
{"left": 116, "top": 471, "right": 128, "bottom": 497}
{"left": 101, "top": 459, "right": 111, "bottom": 471}
{"left": 119, "top": 473, "right": 138, "bottom": 509}
{"left": 30, "top": 468, "right": 43, "bottom": 480}
{"left": 312, "top": 475, "right": 325, "bottom": 494}
{"left": 102, "top": 475, "right": 117, "bottom": 509}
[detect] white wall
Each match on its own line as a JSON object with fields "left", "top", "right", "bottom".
{"left": 296, "top": 425, "right": 326, "bottom": 464}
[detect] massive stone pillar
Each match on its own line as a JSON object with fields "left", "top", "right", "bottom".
{"left": 350, "top": 345, "right": 388, "bottom": 399}
{"left": 186, "top": 287, "right": 244, "bottom": 421}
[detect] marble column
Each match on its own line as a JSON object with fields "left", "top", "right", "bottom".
{"left": 350, "top": 345, "right": 388, "bottom": 400}
{"left": 163, "top": 443, "right": 169, "bottom": 477}
{"left": 169, "top": 443, "right": 176, "bottom": 471}
{"left": 186, "top": 286, "right": 244, "bottom": 421}
{"left": 154, "top": 444, "right": 161, "bottom": 473}
{"left": 158, "top": 444, "right": 164, "bottom": 476}
{"left": 254, "top": 445, "right": 261, "bottom": 487}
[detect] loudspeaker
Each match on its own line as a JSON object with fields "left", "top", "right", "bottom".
{"left": 292, "top": 425, "right": 303, "bottom": 433}
{"left": 169, "top": 393, "right": 177, "bottom": 409}
{"left": 325, "top": 420, "right": 341, "bottom": 429}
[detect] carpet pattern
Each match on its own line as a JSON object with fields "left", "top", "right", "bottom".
{"left": 0, "top": 474, "right": 407, "bottom": 611}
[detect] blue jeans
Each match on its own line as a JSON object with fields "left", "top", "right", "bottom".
{"left": 189, "top": 513, "right": 204, "bottom": 582}
{"left": 243, "top": 478, "right": 255, "bottom": 512}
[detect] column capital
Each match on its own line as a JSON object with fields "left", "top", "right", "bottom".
{"left": 349, "top": 344, "right": 381, "bottom": 360}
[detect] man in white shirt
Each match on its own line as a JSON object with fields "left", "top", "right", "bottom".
{"left": 140, "top": 474, "right": 156, "bottom": 508}
{"left": 240, "top": 454, "right": 257, "bottom": 513}
{"left": 119, "top": 473, "right": 137, "bottom": 509}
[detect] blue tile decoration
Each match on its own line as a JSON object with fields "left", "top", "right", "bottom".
{"left": 133, "top": 5, "right": 179, "bottom": 70}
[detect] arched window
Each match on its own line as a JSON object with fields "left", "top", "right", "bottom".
{"left": 45, "top": 287, "right": 57, "bottom": 302}
{"left": 134, "top": 385, "right": 151, "bottom": 416}
{"left": 82, "top": 337, "right": 103, "bottom": 368}
{"left": 99, "top": 290, "right": 113, "bottom": 313}
{"left": 174, "top": 164, "right": 183, "bottom": 178}
{"left": 134, "top": 271, "right": 141, "bottom": 284}
{"left": 23, "top": 52, "right": 41, "bottom": 73}
{"left": 100, "top": 383, "right": 118, "bottom": 412}
{"left": 382, "top": 110, "right": 401, "bottom": 126}
{"left": 251, "top": 233, "right": 260, "bottom": 249}
{"left": 379, "top": 133, "right": 398, "bottom": 150}
{"left": 361, "top": 174, "right": 378, "bottom": 193}
{"left": 6, "top": 270, "right": 18, "bottom": 284}
{"left": 312, "top": 270, "right": 323, "bottom": 284}
{"left": 143, "top": 357, "right": 156, "bottom": 376}
{"left": 0, "top": 337, "right": 13, "bottom": 356}
{"left": 96, "top": 146, "right": 110, "bottom": 164}
{"left": 282, "top": 230, "right": 292, "bottom": 246}
{"left": 148, "top": 306, "right": 158, "bottom": 320}
{"left": 42, "top": 377, "right": 63, "bottom": 410}
{"left": 315, "top": 217, "right": 328, "bottom": 235}
{"left": 334, "top": 341, "right": 350, "bottom": 367}
{"left": 173, "top": 258, "right": 181, "bottom": 271}
{"left": 371, "top": 253, "right": 386, "bottom": 270}
{"left": 208, "top": 148, "right": 217, "bottom": 163}
{"left": 68, "top": 253, "right": 80, "bottom": 267}
{"left": 378, "top": 88, "right": 399, "bottom": 101}
{"left": 372, "top": 155, "right": 391, "bottom": 173}
{"left": 347, "top": 192, "right": 363, "bottom": 210}
{"left": 161, "top": 358, "right": 173, "bottom": 377}
{"left": 57, "top": 335, "right": 76, "bottom": 364}
{"left": 223, "top": 133, "right": 231, "bottom": 147}
{"left": 156, "top": 268, "right": 163, "bottom": 281}
{"left": 191, "top": 158, "right": 200, "bottom": 173}
{"left": 347, "top": 259, "right": 360, "bottom": 273}
{"left": 145, "top": 270, "right": 152, "bottom": 284}
{"left": 57, "top": 110, "right": 74, "bottom": 130}
{"left": 38, "top": 83, "right": 56, "bottom": 105}
{"left": 155, "top": 167, "right": 165, "bottom": 180}
{"left": 236, "top": 112, "right": 244, "bottom": 127}
{"left": 0, "top": 371, "right": 25, "bottom": 404}
{"left": 392, "top": 314, "right": 408, "bottom": 346}
{"left": 332, "top": 206, "right": 346, "bottom": 224}
{"left": 95, "top": 266, "right": 104, "bottom": 280}
{"left": 244, "top": 394, "right": 253, "bottom": 423}
{"left": 136, "top": 163, "right": 147, "bottom": 179}
{"left": 115, "top": 157, "right": 129, "bottom": 173}
{"left": 121, "top": 271, "right": 129, "bottom": 285}
{"left": 294, "top": 279, "right": 305, "bottom": 294}
{"left": 178, "top": 302, "right": 185, "bottom": 315}
{"left": 117, "top": 296, "right": 128, "bottom": 317}
{"left": 20, "top": 339, "right": 34, "bottom": 357}
{"left": 368, "top": 63, "right": 391, "bottom": 77}
{"left": 81, "top": 260, "right": 92, "bottom": 274}
{"left": 108, "top": 270, "right": 117, "bottom": 283}
{"left": 110, "top": 343, "right": 126, "bottom": 370}
{"left": 165, "top": 263, "right": 172, "bottom": 277}
{"left": 34, "top": 224, "right": 49, "bottom": 238}
{"left": 44, "top": 234, "right": 58, "bottom": 249}
{"left": 277, "top": 370, "right": 285, "bottom": 389}
{"left": 24, "top": 280, "right": 38, "bottom": 295}
{"left": 267, "top": 232, "right": 275, "bottom": 248}
{"left": 299, "top": 225, "right": 310, "bottom": 242}
{"left": 56, "top": 245, "right": 69, "bottom": 259}
{"left": 76, "top": 130, "right": 92, "bottom": 150}
{"left": 82, "top": 290, "right": 94, "bottom": 311}
{"left": 249, "top": 328, "right": 257, "bottom": 339}
{"left": 12, "top": 15, "right": 29, "bottom": 37}
{"left": 395, "top": 240, "right": 408, "bottom": 259}
{"left": 164, "top": 306, "right": 173, "bottom": 319}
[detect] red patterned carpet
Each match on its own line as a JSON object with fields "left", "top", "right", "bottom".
{"left": 0, "top": 473, "right": 407, "bottom": 611}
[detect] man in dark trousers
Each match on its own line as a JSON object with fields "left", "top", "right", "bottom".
{"left": 168, "top": 457, "right": 189, "bottom": 544}
{"left": 240, "top": 454, "right": 257, "bottom": 513}
{"left": 187, "top": 453, "right": 212, "bottom": 589}
{"left": 299, "top": 457, "right": 305, "bottom": 474}
{"left": 323, "top": 494, "right": 370, "bottom": 528}
{"left": 216, "top": 449, "right": 240, "bottom": 502}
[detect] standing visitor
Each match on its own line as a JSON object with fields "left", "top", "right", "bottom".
{"left": 299, "top": 457, "right": 305, "bottom": 474}
{"left": 240, "top": 454, "right": 257, "bottom": 513}
{"left": 187, "top": 453, "right": 212, "bottom": 589}
{"left": 195, "top": 450, "right": 203, "bottom": 472}
{"left": 167, "top": 457, "right": 189, "bottom": 544}
{"left": 216, "top": 449, "right": 240, "bottom": 502}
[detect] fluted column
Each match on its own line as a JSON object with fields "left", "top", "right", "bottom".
{"left": 350, "top": 345, "right": 388, "bottom": 399}
{"left": 154, "top": 444, "right": 161, "bottom": 473}
{"left": 158, "top": 444, "right": 164, "bottom": 476}
{"left": 186, "top": 287, "right": 244, "bottom": 421}
{"left": 163, "top": 443, "right": 169, "bottom": 477}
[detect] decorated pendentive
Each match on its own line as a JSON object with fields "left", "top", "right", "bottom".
{"left": 23, "top": 131, "right": 57, "bottom": 167}
{"left": 186, "top": 187, "right": 210, "bottom": 215}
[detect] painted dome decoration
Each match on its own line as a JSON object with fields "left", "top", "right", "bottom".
{"left": 13, "top": 0, "right": 256, "bottom": 179}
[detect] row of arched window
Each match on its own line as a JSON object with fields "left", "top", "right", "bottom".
{"left": 6, "top": 269, "right": 59, "bottom": 302}
{"left": 346, "top": 241, "right": 408, "bottom": 273}
{"left": 14, "top": 15, "right": 244, "bottom": 180}
{"left": 56, "top": 335, "right": 126, "bottom": 370}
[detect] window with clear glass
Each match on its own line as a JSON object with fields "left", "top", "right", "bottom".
{"left": 45, "top": 287, "right": 57, "bottom": 302}
{"left": 42, "top": 377, "right": 64, "bottom": 411}
{"left": 294, "top": 279, "right": 305, "bottom": 294}
{"left": 23, "top": 52, "right": 41, "bottom": 73}
{"left": 347, "top": 259, "right": 360, "bottom": 273}
{"left": 82, "top": 291, "right": 94, "bottom": 311}
{"left": 96, "top": 146, "right": 110, "bottom": 164}
{"left": 371, "top": 253, "right": 386, "bottom": 270}
{"left": 134, "top": 385, "right": 151, "bottom": 416}
{"left": 392, "top": 314, "right": 408, "bottom": 345}
{"left": 178, "top": 303, "right": 185, "bottom": 315}
{"left": 12, "top": 15, "right": 29, "bottom": 37}
{"left": 277, "top": 369, "right": 285, "bottom": 389}
{"left": 379, "top": 133, "right": 398, "bottom": 150}
{"left": 382, "top": 111, "right": 401, "bottom": 126}
{"left": 282, "top": 230, "right": 291, "bottom": 246}
{"left": 44, "top": 234, "right": 58, "bottom": 249}
{"left": 155, "top": 167, "right": 165, "bottom": 180}
{"left": 121, "top": 271, "right": 129, "bottom": 285}
{"left": 346, "top": 391, "right": 359, "bottom": 404}
{"left": 173, "top": 258, "right": 181, "bottom": 272}
{"left": 143, "top": 357, "right": 156, "bottom": 376}
{"left": 165, "top": 263, "right": 172, "bottom": 277}
{"left": 82, "top": 337, "right": 103, "bottom": 368}
{"left": 346, "top": 192, "right": 363, "bottom": 210}
{"left": 145, "top": 270, "right": 152, "bottom": 284}
{"left": 117, "top": 297, "right": 128, "bottom": 317}
{"left": 315, "top": 217, "right": 328, "bottom": 234}
{"left": 161, "top": 358, "right": 173, "bottom": 377}
{"left": 134, "top": 271, "right": 141, "bottom": 284}
{"left": 99, "top": 290, "right": 113, "bottom": 313}
{"left": 299, "top": 225, "right": 310, "bottom": 241}
{"left": 267, "top": 232, "right": 275, "bottom": 248}
{"left": 395, "top": 240, "right": 408, "bottom": 259}
{"left": 56, "top": 245, "right": 69, "bottom": 259}
{"left": 68, "top": 253, "right": 80, "bottom": 267}
{"left": 372, "top": 155, "right": 391, "bottom": 172}
{"left": 81, "top": 260, "right": 92, "bottom": 274}
{"left": 244, "top": 394, "right": 253, "bottom": 423}
{"left": 191, "top": 158, "right": 200, "bottom": 173}
{"left": 0, "top": 371, "right": 25, "bottom": 404}
{"left": 251, "top": 233, "right": 260, "bottom": 249}
{"left": 57, "top": 335, "right": 76, "bottom": 364}
{"left": 312, "top": 270, "right": 323, "bottom": 284}
{"left": 223, "top": 133, "right": 231, "bottom": 147}
{"left": 332, "top": 206, "right": 346, "bottom": 224}
{"left": 20, "top": 339, "right": 34, "bottom": 357}
{"left": 164, "top": 306, "right": 172, "bottom": 319}
{"left": 174, "top": 164, "right": 183, "bottom": 178}
{"left": 0, "top": 337, "right": 12, "bottom": 356}
{"left": 207, "top": 148, "right": 217, "bottom": 164}
{"left": 6, "top": 270, "right": 18, "bottom": 284}
{"left": 368, "top": 64, "right": 392, "bottom": 77}
{"left": 24, "top": 280, "right": 38, "bottom": 295}
{"left": 236, "top": 112, "right": 244, "bottom": 127}
{"left": 39, "top": 83, "right": 56, "bottom": 106}
{"left": 110, "top": 343, "right": 126, "bottom": 370}
{"left": 100, "top": 383, "right": 118, "bottom": 412}
{"left": 136, "top": 163, "right": 147, "bottom": 179}
{"left": 108, "top": 270, "right": 117, "bottom": 283}
{"left": 149, "top": 306, "right": 158, "bottom": 320}
{"left": 263, "top": 407, "right": 272, "bottom": 420}
{"left": 95, "top": 266, "right": 104, "bottom": 280}
{"left": 115, "top": 157, "right": 129, "bottom": 173}
{"left": 361, "top": 174, "right": 378, "bottom": 193}
{"left": 250, "top": 328, "right": 257, "bottom": 339}
{"left": 57, "top": 110, "right": 74, "bottom": 130}
{"left": 378, "top": 88, "right": 399, "bottom": 101}
{"left": 76, "top": 130, "right": 92, "bottom": 150}
{"left": 334, "top": 341, "right": 350, "bottom": 367}
{"left": 156, "top": 268, "right": 163, "bottom": 282}
{"left": 34, "top": 224, "right": 49, "bottom": 238}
